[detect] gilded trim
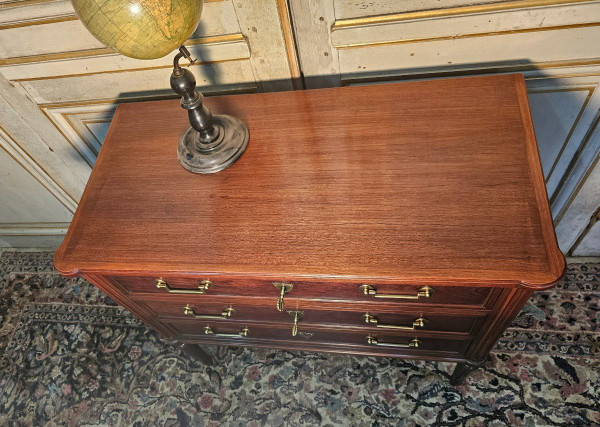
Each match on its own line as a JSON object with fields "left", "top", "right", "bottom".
{"left": 0, "top": 125, "right": 78, "bottom": 213}
{"left": 0, "top": 34, "right": 246, "bottom": 67}
{"left": 0, "top": 0, "right": 57, "bottom": 10}
{"left": 527, "top": 86, "right": 595, "bottom": 183}
{"left": 332, "top": 0, "right": 596, "bottom": 29}
{"left": 0, "top": 47, "right": 115, "bottom": 67}
{"left": 0, "top": 15, "right": 78, "bottom": 31}
{"left": 334, "top": 22, "right": 600, "bottom": 50}
{"left": 12, "top": 57, "right": 249, "bottom": 82}
{"left": 62, "top": 113, "right": 101, "bottom": 161}
{"left": 37, "top": 85, "right": 257, "bottom": 110}
{"left": 275, "top": 0, "right": 303, "bottom": 89}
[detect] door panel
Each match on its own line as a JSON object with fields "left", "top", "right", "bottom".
{"left": 0, "top": 0, "right": 298, "bottom": 247}
{"left": 289, "top": 0, "right": 600, "bottom": 254}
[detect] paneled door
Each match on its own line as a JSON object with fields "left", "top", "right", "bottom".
{"left": 289, "top": 0, "right": 600, "bottom": 255}
{"left": 0, "top": 0, "right": 299, "bottom": 246}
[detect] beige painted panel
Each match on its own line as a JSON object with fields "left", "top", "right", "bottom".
{"left": 22, "top": 59, "right": 256, "bottom": 104}
{"left": 232, "top": 0, "right": 294, "bottom": 91}
{"left": 0, "top": 1, "right": 242, "bottom": 59}
{"left": 0, "top": 0, "right": 73, "bottom": 24}
{"left": 331, "top": 2, "right": 600, "bottom": 49}
{"left": 288, "top": 0, "right": 340, "bottom": 88}
{"left": 528, "top": 88, "right": 592, "bottom": 178}
{"left": 0, "top": 74, "right": 87, "bottom": 201}
{"left": 337, "top": 26, "right": 600, "bottom": 78}
{"left": 0, "top": 37, "right": 250, "bottom": 81}
{"left": 0, "top": 142, "right": 72, "bottom": 223}
{"left": 334, "top": 0, "right": 513, "bottom": 19}
{"left": 555, "top": 154, "right": 600, "bottom": 252}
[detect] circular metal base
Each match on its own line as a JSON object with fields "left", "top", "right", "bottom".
{"left": 177, "top": 115, "right": 249, "bottom": 174}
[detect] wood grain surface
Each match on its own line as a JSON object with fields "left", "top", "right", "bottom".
{"left": 55, "top": 74, "right": 564, "bottom": 289}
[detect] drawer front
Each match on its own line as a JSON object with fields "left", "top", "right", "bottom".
{"left": 140, "top": 299, "right": 480, "bottom": 336}
{"left": 164, "top": 319, "right": 468, "bottom": 354}
{"left": 112, "top": 275, "right": 494, "bottom": 308}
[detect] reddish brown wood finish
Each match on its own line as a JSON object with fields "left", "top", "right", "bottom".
{"left": 55, "top": 74, "right": 563, "bottom": 288}
{"left": 113, "top": 275, "right": 493, "bottom": 306}
{"left": 139, "top": 299, "right": 481, "bottom": 337}
{"left": 54, "top": 74, "right": 565, "bottom": 384}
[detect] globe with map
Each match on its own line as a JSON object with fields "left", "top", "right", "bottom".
{"left": 72, "top": 0, "right": 203, "bottom": 60}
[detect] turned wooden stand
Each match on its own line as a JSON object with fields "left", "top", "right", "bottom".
{"left": 55, "top": 74, "right": 565, "bottom": 384}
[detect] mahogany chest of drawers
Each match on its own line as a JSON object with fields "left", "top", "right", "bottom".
{"left": 54, "top": 74, "right": 565, "bottom": 384}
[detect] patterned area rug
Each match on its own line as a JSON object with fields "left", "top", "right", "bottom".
{"left": 0, "top": 251, "right": 598, "bottom": 426}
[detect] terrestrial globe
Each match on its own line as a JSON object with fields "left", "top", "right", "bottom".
{"left": 71, "top": 0, "right": 203, "bottom": 60}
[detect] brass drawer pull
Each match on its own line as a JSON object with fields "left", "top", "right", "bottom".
{"left": 155, "top": 278, "right": 212, "bottom": 294}
{"left": 366, "top": 335, "right": 420, "bottom": 348}
{"left": 287, "top": 310, "right": 304, "bottom": 336}
{"left": 273, "top": 282, "right": 293, "bottom": 311}
{"left": 183, "top": 305, "right": 235, "bottom": 320}
{"left": 364, "top": 314, "right": 427, "bottom": 330}
{"left": 204, "top": 326, "right": 249, "bottom": 338}
{"left": 359, "top": 285, "right": 433, "bottom": 300}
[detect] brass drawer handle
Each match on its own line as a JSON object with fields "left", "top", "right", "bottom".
{"left": 183, "top": 305, "right": 235, "bottom": 320}
{"left": 287, "top": 310, "right": 304, "bottom": 336}
{"left": 273, "top": 282, "right": 293, "bottom": 311}
{"left": 155, "top": 278, "right": 212, "bottom": 294}
{"left": 366, "top": 335, "right": 420, "bottom": 348}
{"left": 364, "top": 314, "right": 427, "bottom": 330}
{"left": 359, "top": 285, "right": 433, "bottom": 300}
{"left": 204, "top": 326, "right": 249, "bottom": 338}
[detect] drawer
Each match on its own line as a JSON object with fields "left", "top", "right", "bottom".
{"left": 164, "top": 319, "right": 468, "bottom": 354}
{"left": 111, "top": 275, "right": 494, "bottom": 308}
{"left": 140, "top": 299, "right": 481, "bottom": 336}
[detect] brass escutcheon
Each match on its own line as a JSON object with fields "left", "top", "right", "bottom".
{"left": 287, "top": 310, "right": 304, "bottom": 336}
{"left": 273, "top": 282, "right": 293, "bottom": 311}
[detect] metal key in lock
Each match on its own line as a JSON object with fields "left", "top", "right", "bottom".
{"left": 273, "top": 282, "right": 293, "bottom": 311}
{"left": 287, "top": 310, "right": 304, "bottom": 336}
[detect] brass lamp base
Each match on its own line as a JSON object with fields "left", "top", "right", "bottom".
{"left": 177, "top": 115, "right": 249, "bottom": 174}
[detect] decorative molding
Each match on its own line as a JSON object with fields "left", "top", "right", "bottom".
{"left": 275, "top": 0, "right": 303, "bottom": 89}
{"left": 0, "top": 34, "right": 246, "bottom": 67}
{"left": 11, "top": 56, "right": 247, "bottom": 83}
{"left": 340, "top": 58, "right": 600, "bottom": 85}
{"left": 568, "top": 206, "right": 600, "bottom": 255}
{"left": 0, "top": 222, "right": 69, "bottom": 235}
{"left": 0, "top": 125, "right": 78, "bottom": 213}
{"left": 552, "top": 112, "right": 600, "bottom": 223}
{"left": 332, "top": 0, "right": 596, "bottom": 29}
{"left": 0, "top": 0, "right": 58, "bottom": 10}
{"left": 0, "top": 14, "right": 77, "bottom": 31}
{"left": 527, "top": 86, "right": 596, "bottom": 183}
{"left": 39, "top": 86, "right": 258, "bottom": 167}
{"left": 333, "top": 22, "right": 600, "bottom": 50}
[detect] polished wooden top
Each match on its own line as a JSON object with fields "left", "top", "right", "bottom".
{"left": 55, "top": 74, "right": 564, "bottom": 288}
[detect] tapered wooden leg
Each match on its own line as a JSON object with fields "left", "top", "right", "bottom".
{"left": 450, "top": 358, "right": 487, "bottom": 386}
{"left": 165, "top": 339, "right": 214, "bottom": 365}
